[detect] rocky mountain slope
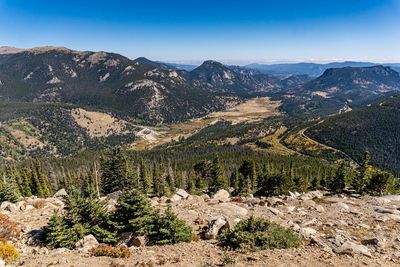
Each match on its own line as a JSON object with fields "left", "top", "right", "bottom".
{"left": 2, "top": 188, "right": 400, "bottom": 266}
{"left": 279, "top": 66, "right": 400, "bottom": 116}
{"left": 0, "top": 47, "right": 237, "bottom": 124}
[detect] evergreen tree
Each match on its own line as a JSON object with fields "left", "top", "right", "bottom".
{"left": 352, "top": 149, "right": 371, "bottom": 193}
{"left": 139, "top": 161, "right": 153, "bottom": 194}
{"left": 21, "top": 168, "right": 32, "bottom": 197}
{"left": 367, "top": 169, "right": 395, "bottom": 196}
{"left": 0, "top": 177, "right": 20, "bottom": 203}
{"left": 208, "top": 157, "right": 227, "bottom": 194}
{"left": 256, "top": 174, "right": 294, "bottom": 197}
{"left": 152, "top": 164, "right": 169, "bottom": 197}
{"left": 44, "top": 188, "right": 116, "bottom": 248}
{"left": 112, "top": 189, "right": 157, "bottom": 235}
{"left": 165, "top": 173, "right": 175, "bottom": 195}
{"left": 230, "top": 169, "right": 240, "bottom": 192}
{"left": 147, "top": 207, "right": 192, "bottom": 245}
{"left": 328, "top": 162, "right": 347, "bottom": 194}
{"left": 100, "top": 147, "right": 130, "bottom": 194}
{"left": 238, "top": 160, "right": 257, "bottom": 191}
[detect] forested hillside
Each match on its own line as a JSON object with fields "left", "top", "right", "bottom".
{"left": 307, "top": 95, "right": 400, "bottom": 175}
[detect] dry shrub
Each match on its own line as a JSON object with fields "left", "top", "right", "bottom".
{"left": 31, "top": 199, "right": 47, "bottom": 209}
{"left": 0, "top": 241, "right": 19, "bottom": 262}
{"left": 0, "top": 215, "right": 20, "bottom": 241}
{"left": 91, "top": 244, "right": 130, "bottom": 258}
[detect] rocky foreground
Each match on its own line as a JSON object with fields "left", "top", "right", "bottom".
{"left": 1, "top": 189, "right": 400, "bottom": 267}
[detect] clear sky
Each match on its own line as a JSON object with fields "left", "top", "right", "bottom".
{"left": 0, "top": 0, "right": 399, "bottom": 64}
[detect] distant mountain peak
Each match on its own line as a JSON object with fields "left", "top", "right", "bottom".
{"left": 27, "top": 46, "right": 73, "bottom": 54}
{"left": 0, "top": 46, "right": 25, "bottom": 54}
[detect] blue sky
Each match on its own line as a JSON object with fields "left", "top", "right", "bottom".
{"left": 0, "top": 0, "right": 399, "bottom": 64}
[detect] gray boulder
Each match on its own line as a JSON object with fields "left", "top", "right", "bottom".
{"left": 75, "top": 234, "right": 99, "bottom": 253}
{"left": 334, "top": 241, "right": 372, "bottom": 257}
{"left": 212, "top": 189, "right": 230, "bottom": 201}
{"left": 204, "top": 217, "right": 227, "bottom": 239}
{"left": 175, "top": 188, "right": 190, "bottom": 199}
{"left": 53, "top": 189, "right": 68, "bottom": 200}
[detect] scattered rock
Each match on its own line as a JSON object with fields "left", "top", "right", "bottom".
{"left": 266, "top": 206, "right": 283, "bottom": 217}
{"left": 334, "top": 202, "right": 349, "bottom": 211}
{"left": 168, "top": 194, "right": 182, "bottom": 203}
{"left": 266, "top": 197, "right": 284, "bottom": 206}
{"left": 299, "top": 227, "right": 317, "bottom": 239}
{"left": 361, "top": 238, "right": 379, "bottom": 246}
{"left": 374, "top": 207, "right": 400, "bottom": 215}
{"left": 131, "top": 236, "right": 146, "bottom": 247}
{"left": 53, "top": 189, "right": 68, "bottom": 199}
{"left": 214, "top": 203, "right": 248, "bottom": 217}
{"left": 204, "top": 217, "right": 227, "bottom": 239}
{"left": 334, "top": 241, "right": 372, "bottom": 257}
{"left": 315, "top": 205, "right": 325, "bottom": 212}
{"left": 75, "top": 234, "right": 99, "bottom": 253}
{"left": 175, "top": 188, "right": 190, "bottom": 199}
{"left": 117, "top": 232, "right": 134, "bottom": 247}
{"left": 212, "top": 189, "right": 230, "bottom": 201}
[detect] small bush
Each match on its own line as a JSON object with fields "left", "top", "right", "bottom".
{"left": 0, "top": 182, "right": 20, "bottom": 203}
{"left": 0, "top": 215, "right": 20, "bottom": 241}
{"left": 218, "top": 217, "right": 302, "bottom": 252}
{"left": 91, "top": 244, "right": 130, "bottom": 258}
{"left": 147, "top": 207, "right": 192, "bottom": 245}
{"left": 31, "top": 199, "right": 47, "bottom": 209}
{"left": 0, "top": 241, "right": 19, "bottom": 263}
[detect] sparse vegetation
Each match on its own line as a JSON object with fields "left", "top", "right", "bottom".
{"left": 218, "top": 217, "right": 302, "bottom": 252}
{"left": 0, "top": 241, "right": 19, "bottom": 263}
{"left": 90, "top": 244, "right": 130, "bottom": 258}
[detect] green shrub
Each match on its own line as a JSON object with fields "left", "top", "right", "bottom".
{"left": 367, "top": 169, "right": 396, "bottom": 195}
{"left": 218, "top": 217, "right": 301, "bottom": 252}
{"left": 112, "top": 189, "right": 192, "bottom": 245}
{"left": 0, "top": 181, "right": 20, "bottom": 203}
{"left": 112, "top": 189, "right": 157, "bottom": 235}
{"left": 44, "top": 188, "right": 116, "bottom": 248}
{"left": 147, "top": 207, "right": 192, "bottom": 245}
{"left": 255, "top": 174, "right": 294, "bottom": 197}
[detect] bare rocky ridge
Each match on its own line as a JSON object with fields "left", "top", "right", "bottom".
{"left": 2, "top": 190, "right": 400, "bottom": 266}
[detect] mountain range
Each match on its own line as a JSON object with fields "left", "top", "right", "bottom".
{"left": 246, "top": 61, "right": 400, "bottom": 77}
{"left": 1, "top": 45, "right": 400, "bottom": 163}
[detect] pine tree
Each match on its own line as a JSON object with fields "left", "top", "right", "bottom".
{"left": 352, "top": 149, "right": 371, "bottom": 193}
{"left": 139, "top": 161, "right": 153, "bottom": 194}
{"left": 100, "top": 147, "right": 129, "bottom": 194}
{"left": 238, "top": 160, "right": 257, "bottom": 191}
{"left": 45, "top": 188, "right": 116, "bottom": 248}
{"left": 367, "top": 169, "right": 395, "bottom": 196}
{"left": 0, "top": 176, "right": 20, "bottom": 203}
{"left": 209, "top": 157, "right": 227, "bottom": 194}
{"left": 21, "top": 168, "right": 32, "bottom": 197}
{"left": 152, "top": 164, "right": 169, "bottom": 197}
{"left": 45, "top": 214, "right": 75, "bottom": 249}
{"left": 328, "top": 162, "right": 347, "bottom": 194}
{"left": 230, "top": 169, "right": 240, "bottom": 192}
{"left": 112, "top": 189, "right": 157, "bottom": 235}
